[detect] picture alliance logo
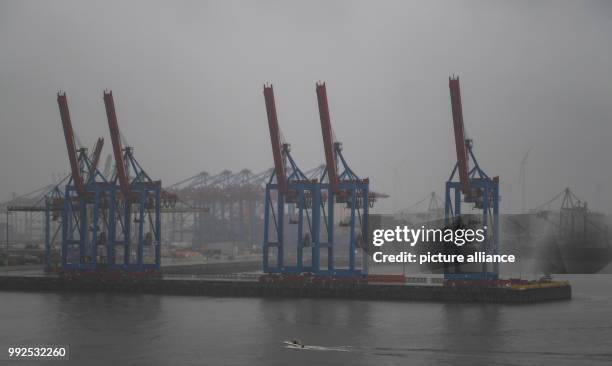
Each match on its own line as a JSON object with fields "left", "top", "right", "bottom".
{"left": 371, "top": 226, "right": 488, "bottom": 247}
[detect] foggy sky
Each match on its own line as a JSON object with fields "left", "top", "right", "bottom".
{"left": 1, "top": 0, "right": 611, "bottom": 214}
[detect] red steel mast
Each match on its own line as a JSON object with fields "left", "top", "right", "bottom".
{"left": 57, "top": 92, "right": 86, "bottom": 196}
{"left": 263, "top": 84, "right": 288, "bottom": 194}
{"left": 449, "top": 76, "right": 471, "bottom": 195}
{"left": 316, "top": 82, "right": 339, "bottom": 193}
{"left": 103, "top": 90, "right": 130, "bottom": 197}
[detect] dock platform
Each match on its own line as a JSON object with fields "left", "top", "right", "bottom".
{"left": 0, "top": 274, "right": 571, "bottom": 303}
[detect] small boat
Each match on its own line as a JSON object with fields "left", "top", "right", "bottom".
{"left": 284, "top": 340, "right": 305, "bottom": 349}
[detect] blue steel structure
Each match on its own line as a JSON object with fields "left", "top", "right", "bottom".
{"left": 315, "top": 146, "right": 370, "bottom": 277}
{"left": 263, "top": 144, "right": 322, "bottom": 274}
{"left": 261, "top": 83, "right": 373, "bottom": 278}
{"left": 103, "top": 90, "right": 162, "bottom": 272}
{"left": 1, "top": 176, "right": 67, "bottom": 272}
{"left": 58, "top": 147, "right": 113, "bottom": 270}
{"left": 444, "top": 77, "right": 500, "bottom": 281}
{"left": 262, "top": 84, "right": 322, "bottom": 274}
{"left": 54, "top": 91, "right": 162, "bottom": 273}
{"left": 315, "top": 82, "right": 370, "bottom": 277}
{"left": 44, "top": 183, "right": 66, "bottom": 271}
{"left": 102, "top": 145, "right": 162, "bottom": 272}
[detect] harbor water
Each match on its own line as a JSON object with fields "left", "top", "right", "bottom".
{"left": 0, "top": 275, "right": 611, "bottom": 365}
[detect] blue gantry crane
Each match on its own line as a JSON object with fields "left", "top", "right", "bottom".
{"left": 55, "top": 92, "right": 110, "bottom": 271}
{"left": 262, "top": 84, "right": 322, "bottom": 274}
{"left": 444, "top": 76, "right": 500, "bottom": 281}
{"left": 315, "top": 82, "right": 370, "bottom": 277}
{"left": 52, "top": 91, "right": 165, "bottom": 274}
{"left": 103, "top": 90, "right": 164, "bottom": 272}
{"left": 261, "top": 83, "right": 378, "bottom": 278}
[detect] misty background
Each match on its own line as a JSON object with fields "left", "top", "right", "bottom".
{"left": 0, "top": 0, "right": 611, "bottom": 214}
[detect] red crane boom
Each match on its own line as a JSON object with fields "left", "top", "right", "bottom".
{"left": 263, "top": 84, "right": 288, "bottom": 194}
{"left": 57, "top": 92, "right": 86, "bottom": 196}
{"left": 103, "top": 91, "right": 130, "bottom": 197}
{"left": 449, "top": 77, "right": 471, "bottom": 195}
{"left": 316, "top": 82, "right": 339, "bottom": 193}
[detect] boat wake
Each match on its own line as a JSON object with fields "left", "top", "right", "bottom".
{"left": 284, "top": 341, "right": 350, "bottom": 352}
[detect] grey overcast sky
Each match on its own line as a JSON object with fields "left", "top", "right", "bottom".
{"left": 0, "top": 0, "right": 611, "bottom": 213}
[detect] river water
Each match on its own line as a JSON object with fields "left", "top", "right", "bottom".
{"left": 1, "top": 275, "right": 611, "bottom": 365}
